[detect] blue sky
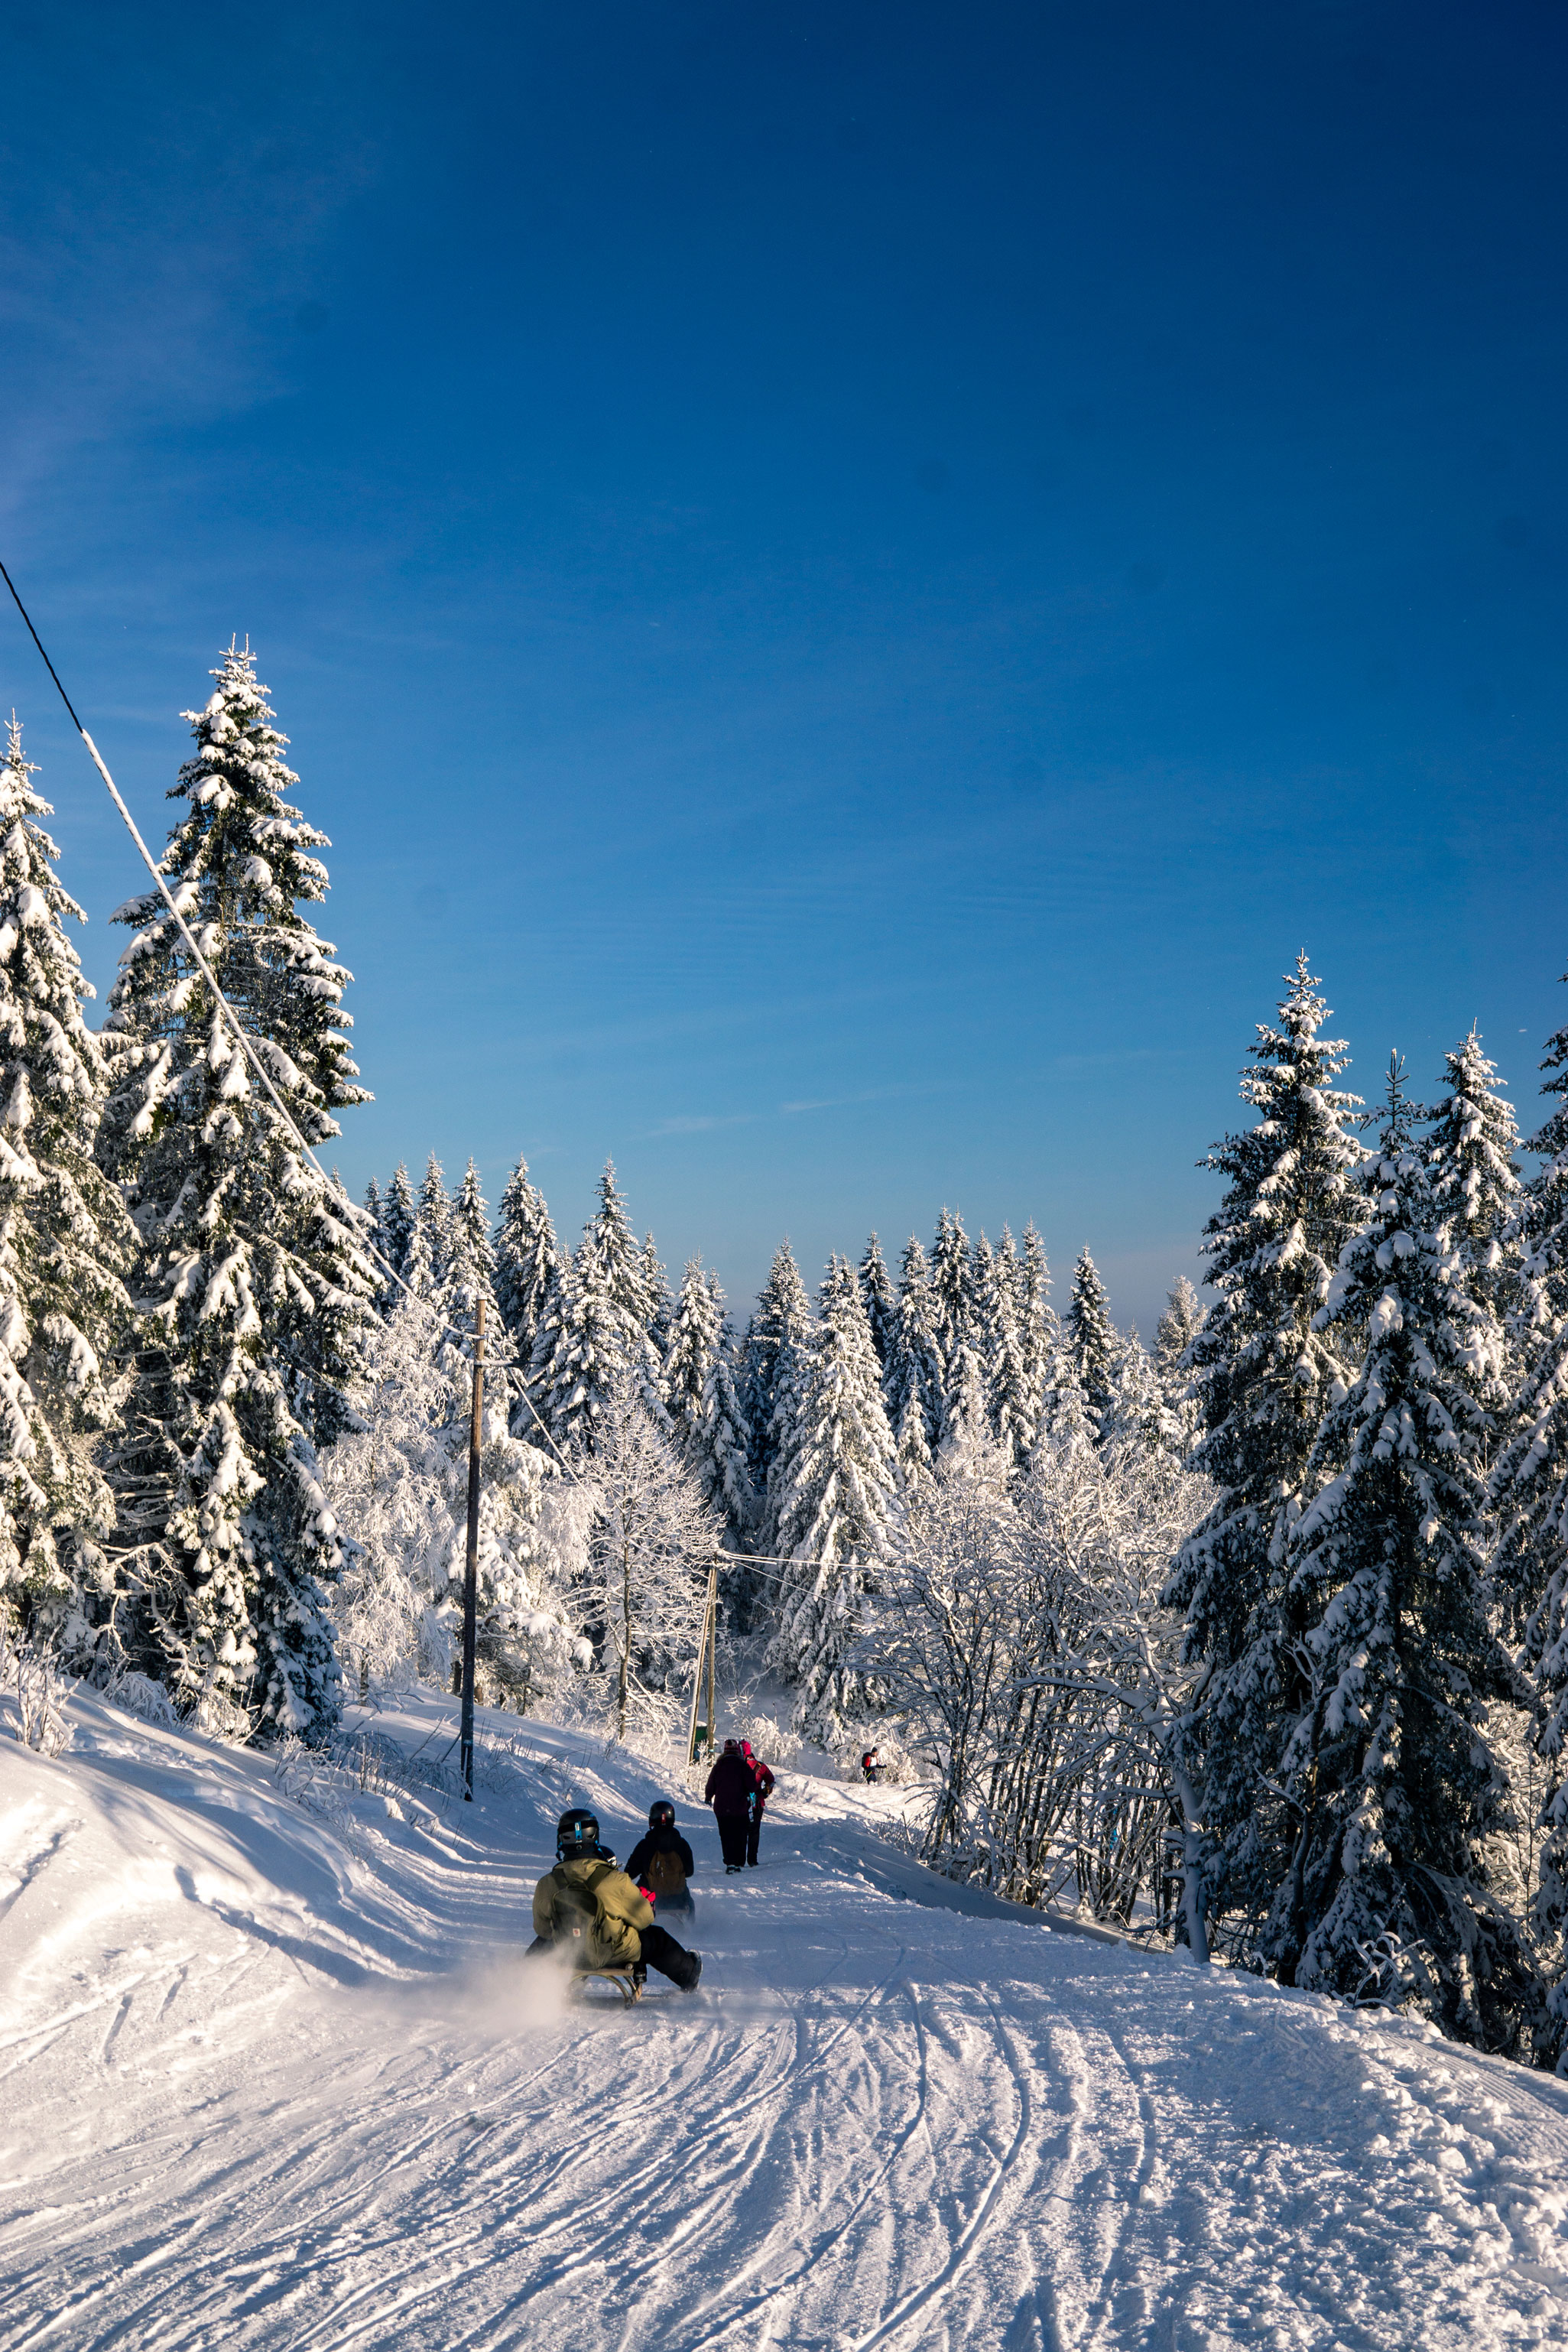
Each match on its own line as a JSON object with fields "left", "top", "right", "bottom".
{"left": 2, "top": 1, "right": 1565, "bottom": 1332}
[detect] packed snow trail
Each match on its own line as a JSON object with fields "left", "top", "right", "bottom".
{"left": 5, "top": 1692, "right": 1568, "bottom": 2350}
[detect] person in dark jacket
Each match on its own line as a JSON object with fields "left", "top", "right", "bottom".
{"left": 740, "top": 1740, "right": 776, "bottom": 1868}
{"left": 624, "top": 1798, "right": 696, "bottom": 1918}
{"left": 704, "top": 1740, "right": 755, "bottom": 1873}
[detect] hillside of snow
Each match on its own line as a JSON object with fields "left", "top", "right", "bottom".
{"left": 5, "top": 1688, "right": 1568, "bottom": 2350}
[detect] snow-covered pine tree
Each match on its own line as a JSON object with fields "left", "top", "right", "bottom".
{"left": 761, "top": 1251, "right": 823, "bottom": 1561}
{"left": 641, "top": 1233, "right": 674, "bottom": 1361}
{"left": 494, "top": 1153, "right": 558, "bottom": 1373}
{"left": 883, "top": 1235, "right": 943, "bottom": 1487}
{"left": 381, "top": 1162, "right": 417, "bottom": 1285}
{"left": 1153, "top": 1275, "right": 1206, "bottom": 1459}
{"left": 662, "top": 1258, "right": 756, "bottom": 1563}
{"left": 1163, "top": 955, "right": 1366, "bottom": 1928}
{"left": 99, "top": 644, "right": 375, "bottom": 1739}
{"left": 702, "top": 1269, "right": 757, "bottom": 1569}
{"left": 1489, "top": 972, "right": 1568, "bottom": 2061}
{"left": 1066, "top": 1248, "right": 1118, "bottom": 1436}
{"left": 858, "top": 1233, "right": 897, "bottom": 1372}
{"left": 362, "top": 1174, "right": 385, "bottom": 1272}
{"left": 664, "top": 1256, "right": 719, "bottom": 1451}
{"left": 1273, "top": 1057, "right": 1529, "bottom": 2050}
{"left": 1425, "top": 1028, "right": 1524, "bottom": 1324}
{"left": 416, "top": 1154, "right": 452, "bottom": 1296}
{"left": 979, "top": 1228, "right": 1035, "bottom": 1467}
{"left": 742, "top": 1239, "right": 812, "bottom": 1501}
{"left": 528, "top": 1164, "right": 665, "bottom": 1452}
{"left": 929, "top": 1207, "right": 981, "bottom": 1444}
{"left": 1016, "top": 1222, "right": 1054, "bottom": 1433}
{"left": 437, "top": 1160, "right": 515, "bottom": 1407}
{"left": 1099, "top": 1333, "right": 1178, "bottom": 1457}
{"left": 0, "top": 718, "right": 135, "bottom": 1639}
{"left": 768, "top": 1254, "right": 899, "bottom": 1748}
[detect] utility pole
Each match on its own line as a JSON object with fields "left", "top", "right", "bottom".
{"left": 459, "top": 1295, "right": 485, "bottom": 1801}
{"left": 687, "top": 1560, "right": 719, "bottom": 1766}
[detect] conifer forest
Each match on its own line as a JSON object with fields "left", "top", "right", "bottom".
{"left": 8, "top": 642, "right": 1568, "bottom": 2076}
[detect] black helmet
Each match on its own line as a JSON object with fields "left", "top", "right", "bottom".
{"left": 649, "top": 1798, "right": 676, "bottom": 1831}
{"left": 557, "top": 1807, "right": 602, "bottom": 1859}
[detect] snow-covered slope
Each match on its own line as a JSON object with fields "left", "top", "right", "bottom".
{"left": 5, "top": 1689, "right": 1568, "bottom": 2350}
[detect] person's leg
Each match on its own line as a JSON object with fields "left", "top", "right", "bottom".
{"left": 639, "top": 1923, "right": 702, "bottom": 1990}
{"left": 718, "top": 1812, "right": 748, "bottom": 1870}
{"left": 745, "top": 1814, "right": 761, "bottom": 1866}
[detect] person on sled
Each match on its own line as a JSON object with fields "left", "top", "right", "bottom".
{"left": 528, "top": 1808, "right": 702, "bottom": 1990}
{"left": 624, "top": 1798, "right": 697, "bottom": 1920}
{"left": 704, "top": 1737, "right": 756, "bottom": 1873}
{"left": 740, "top": 1740, "right": 776, "bottom": 1869}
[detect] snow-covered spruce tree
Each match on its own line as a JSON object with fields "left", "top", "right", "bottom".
{"left": 1037, "top": 1330, "right": 1097, "bottom": 1455}
{"left": 1066, "top": 1249, "right": 1118, "bottom": 1437}
{"left": 494, "top": 1153, "right": 558, "bottom": 1373}
{"left": 528, "top": 1164, "right": 665, "bottom": 1453}
{"left": 1489, "top": 973, "right": 1568, "bottom": 2060}
{"left": 1425, "top": 1028, "right": 1524, "bottom": 1325}
{"left": 980, "top": 1226, "right": 1036, "bottom": 1469}
{"left": 362, "top": 1173, "right": 384, "bottom": 1267}
{"left": 98, "top": 644, "right": 375, "bottom": 1739}
{"left": 768, "top": 1255, "right": 899, "bottom": 1749}
{"left": 930, "top": 1207, "right": 982, "bottom": 1446}
{"left": 579, "top": 1364, "right": 716, "bottom": 1740}
{"left": 1164, "top": 955, "right": 1365, "bottom": 1928}
{"left": 662, "top": 1256, "right": 715, "bottom": 1442}
{"left": 1099, "top": 1334, "right": 1180, "bottom": 1458}
{"left": 702, "top": 1271, "right": 757, "bottom": 1564}
{"left": 1016, "top": 1223, "right": 1053, "bottom": 1424}
{"left": 641, "top": 1232, "right": 674, "bottom": 1361}
{"left": 381, "top": 1162, "right": 417, "bottom": 1287}
{"left": 884, "top": 1235, "right": 942, "bottom": 1489}
{"left": 742, "top": 1239, "right": 812, "bottom": 1515}
{"left": 738, "top": 1232, "right": 808, "bottom": 1486}
{"left": 858, "top": 1233, "right": 897, "bottom": 1373}
{"left": 437, "top": 1159, "right": 515, "bottom": 1406}
{"left": 1271, "top": 1058, "right": 1531, "bottom": 2051}
{"left": 0, "top": 719, "right": 135, "bottom": 1639}
{"left": 1154, "top": 1276, "right": 1206, "bottom": 1457}
{"left": 415, "top": 1154, "right": 452, "bottom": 1295}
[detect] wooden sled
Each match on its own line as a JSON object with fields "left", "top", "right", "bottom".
{"left": 570, "top": 1968, "right": 643, "bottom": 2006}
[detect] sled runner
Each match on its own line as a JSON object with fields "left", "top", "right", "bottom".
{"left": 570, "top": 1968, "right": 643, "bottom": 2006}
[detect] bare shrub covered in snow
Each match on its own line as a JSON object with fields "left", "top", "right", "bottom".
{"left": 575, "top": 1366, "right": 716, "bottom": 1742}
{"left": 321, "top": 1288, "right": 589, "bottom": 1713}
{"left": 872, "top": 1425, "right": 1211, "bottom": 1942}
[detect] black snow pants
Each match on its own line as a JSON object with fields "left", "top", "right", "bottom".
{"left": 745, "top": 1810, "right": 762, "bottom": 1866}
{"left": 716, "top": 1811, "right": 748, "bottom": 1868}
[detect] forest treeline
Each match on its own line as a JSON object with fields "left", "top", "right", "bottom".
{"left": 2, "top": 645, "right": 1567, "bottom": 2069}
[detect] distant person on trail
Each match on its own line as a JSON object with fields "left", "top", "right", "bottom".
{"left": 861, "top": 1748, "right": 881, "bottom": 1784}
{"left": 527, "top": 1808, "right": 702, "bottom": 1991}
{"left": 704, "top": 1739, "right": 755, "bottom": 1874}
{"left": 624, "top": 1798, "right": 696, "bottom": 1919}
{"left": 740, "top": 1740, "right": 776, "bottom": 1869}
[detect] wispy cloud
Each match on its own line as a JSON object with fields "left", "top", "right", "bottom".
{"left": 643, "top": 1110, "right": 761, "bottom": 1139}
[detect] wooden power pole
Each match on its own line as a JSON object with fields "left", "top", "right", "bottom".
{"left": 459, "top": 1296, "right": 485, "bottom": 1801}
{"left": 687, "top": 1559, "right": 719, "bottom": 1766}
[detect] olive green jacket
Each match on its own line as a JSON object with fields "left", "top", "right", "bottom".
{"left": 532, "top": 1857, "right": 652, "bottom": 1969}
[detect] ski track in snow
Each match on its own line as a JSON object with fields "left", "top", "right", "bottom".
{"left": 4, "top": 1694, "right": 1568, "bottom": 2350}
